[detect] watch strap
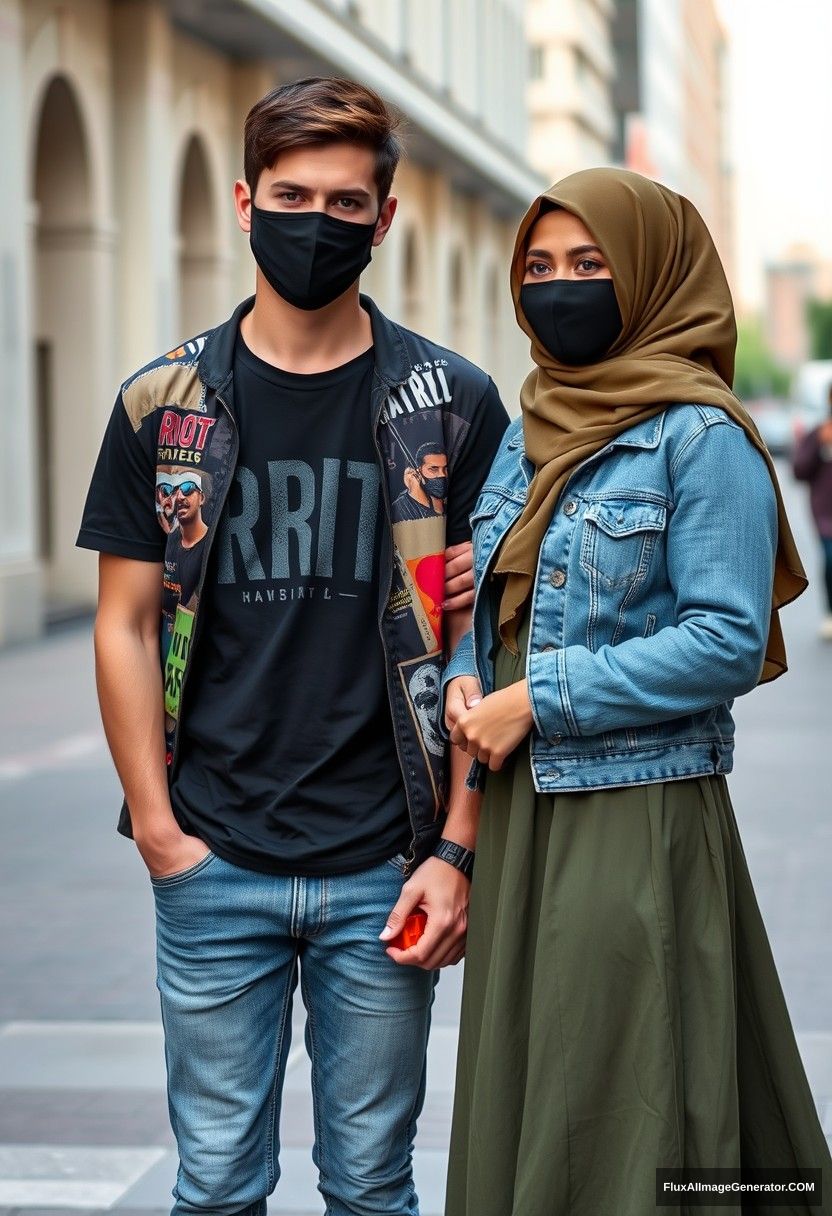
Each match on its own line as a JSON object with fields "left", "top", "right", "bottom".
{"left": 433, "top": 838, "right": 475, "bottom": 879}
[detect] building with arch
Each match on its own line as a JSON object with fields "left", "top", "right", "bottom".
{"left": 0, "top": 0, "right": 542, "bottom": 644}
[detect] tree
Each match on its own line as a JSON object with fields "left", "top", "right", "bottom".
{"left": 733, "top": 317, "right": 791, "bottom": 400}
{"left": 807, "top": 299, "right": 832, "bottom": 360}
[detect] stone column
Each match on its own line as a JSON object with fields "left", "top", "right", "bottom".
{"left": 0, "top": 0, "right": 42, "bottom": 643}
{"left": 112, "top": 0, "right": 177, "bottom": 375}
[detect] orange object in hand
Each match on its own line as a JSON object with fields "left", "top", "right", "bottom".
{"left": 388, "top": 910, "right": 427, "bottom": 950}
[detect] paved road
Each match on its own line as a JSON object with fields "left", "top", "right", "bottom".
{"left": 0, "top": 462, "right": 829, "bottom": 1213}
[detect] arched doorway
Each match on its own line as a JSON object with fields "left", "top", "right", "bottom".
{"left": 31, "top": 75, "right": 97, "bottom": 613}
{"left": 176, "top": 135, "right": 222, "bottom": 339}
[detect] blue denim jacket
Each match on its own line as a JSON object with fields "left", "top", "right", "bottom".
{"left": 442, "top": 404, "right": 778, "bottom": 793}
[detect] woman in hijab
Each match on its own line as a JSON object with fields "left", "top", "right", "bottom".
{"left": 442, "top": 168, "right": 830, "bottom": 1216}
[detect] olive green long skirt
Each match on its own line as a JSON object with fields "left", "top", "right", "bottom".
{"left": 445, "top": 622, "right": 831, "bottom": 1216}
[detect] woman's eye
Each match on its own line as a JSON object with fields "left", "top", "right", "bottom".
{"left": 577, "top": 258, "right": 603, "bottom": 273}
{"left": 527, "top": 261, "right": 552, "bottom": 276}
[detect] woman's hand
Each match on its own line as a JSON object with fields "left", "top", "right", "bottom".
{"left": 450, "top": 680, "right": 534, "bottom": 771}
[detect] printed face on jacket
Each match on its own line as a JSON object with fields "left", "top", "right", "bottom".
{"left": 156, "top": 469, "right": 207, "bottom": 533}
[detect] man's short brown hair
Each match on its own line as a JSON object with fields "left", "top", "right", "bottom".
{"left": 244, "top": 76, "right": 402, "bottom": 203}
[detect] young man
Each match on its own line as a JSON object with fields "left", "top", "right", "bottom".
{"left": 77, "top": 77, "right": 509, "bottom": 1216}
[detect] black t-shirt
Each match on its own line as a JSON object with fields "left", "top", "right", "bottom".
{"left": 168, "top": 337, "right": 412, "bottom": 874}
{"left": 77, "top": 319, "right": 510, "bottom": 876}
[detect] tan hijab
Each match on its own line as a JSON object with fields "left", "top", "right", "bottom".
{"left": 495, "top": 167, "right": 806, "bottom": 682}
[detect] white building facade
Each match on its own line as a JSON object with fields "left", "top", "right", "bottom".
{"left": 0, "top": 0, "right": 542, "bottom": 644}
{"left": 611, "top": 0, "right": 733, "bottom": 283}
{"left": 526, "top": 0, "right": 617, "bottom": 187}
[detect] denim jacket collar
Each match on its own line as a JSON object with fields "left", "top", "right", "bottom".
{"left": 507, "top": 409, "right": 666, "bottom": 456}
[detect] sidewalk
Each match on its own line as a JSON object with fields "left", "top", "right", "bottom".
{"left": 0, "top": 999, "right": 462, "bottom": 1213}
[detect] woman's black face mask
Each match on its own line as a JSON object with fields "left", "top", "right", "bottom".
{"left": 249, "top": 205, "right": 377, "bottom": 311}
{"left": 519, "top": 279, "right": 623, "bottom": 366}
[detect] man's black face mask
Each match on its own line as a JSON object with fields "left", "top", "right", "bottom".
{"left": 249, "top": 205, "right": 378, "bottom": 311}
{"left": 520, "top": 278, "right": 623, "bottom": 366}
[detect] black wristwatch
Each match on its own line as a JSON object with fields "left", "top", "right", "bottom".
{"left": 432, "top": 838, "right": 475, "bottom": 880}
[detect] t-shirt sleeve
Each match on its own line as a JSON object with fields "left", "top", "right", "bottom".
{"left": 445, "top": 377, "right": 512, "bottom": 546}
{"left": 76, "top": 390, "right": 166, "bottom": 562}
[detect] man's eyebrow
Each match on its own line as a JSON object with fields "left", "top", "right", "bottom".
{"left": 525, "top": 244, "right": 603, "bottom": 258}
{"left": 328, "top": 186, "right": 372, "bottom": 199}
{"left": 268, "top": 180, "right": 372, "bottom": 200}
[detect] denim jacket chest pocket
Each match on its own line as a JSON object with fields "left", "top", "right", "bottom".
{"left": 578, "top": 496, "right": 669, "bottom": 653}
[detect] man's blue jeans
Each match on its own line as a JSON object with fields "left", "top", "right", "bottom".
{"left": 152, "top": 850, "right": 437, "bottom": 1216}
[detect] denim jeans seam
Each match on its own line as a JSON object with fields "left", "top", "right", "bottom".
{"left": 289, "top": 876, "right": 301, "bottom": 939}
{"left": 265, "top": 946, "right": 298, "bottom": 1194}
{"left": 308, "top": 876, "right": 328, "bottom": 938}
{"left": 400, "top": 1092, "right": 422, "bottom": 1215}
{"left": 399, "top": 976, "right": 438, "bottom": 1216}
{"left": 300, "top": 966, "right": 328, "bottom": 1211}
{"left": 149, "top": 850, "right": 218, "bottom": 888}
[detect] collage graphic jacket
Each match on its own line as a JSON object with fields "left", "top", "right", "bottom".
{"left": 78, "top": 296, "right": 510, "bottom": 873}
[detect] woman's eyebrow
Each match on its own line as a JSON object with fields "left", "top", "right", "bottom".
{"left": 525, "top": 244, "right": 604, "bottom": 259}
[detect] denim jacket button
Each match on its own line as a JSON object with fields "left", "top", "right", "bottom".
{"left": 563, "top": 500, "right": 577, "bottom": 516}
{"left": 542, "top": 643, "right": 557, "bottom": 652}
{"left": 550, "top": 569, "right": 566, "bottom": 588}
{"left": 550, "top": 770, "right": 561, "bottom": 780}
{"left": 551, "top": 734, "right": 562, "bottom": 746}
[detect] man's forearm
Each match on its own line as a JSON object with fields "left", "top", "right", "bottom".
{"left": 94, "top": 620, "right": 176, "bottom": 842}
{"left": 442, "top": 743, "right": 481, "bottom": 850}
{"left": 442, "top": 605, "right": 482, "bottom": 850}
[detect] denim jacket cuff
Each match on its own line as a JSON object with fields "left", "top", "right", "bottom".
{"left": 439, "top": 631, "right": 478, "bottom": 741}
{"left": 526, "top": 648, "right": 578, "bottom": 741}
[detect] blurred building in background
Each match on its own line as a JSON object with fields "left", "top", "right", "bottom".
{"left": 0, "top": 0, "right": 542, "bottom": 644}
{"left": 0, "top": 0, "right": 735, "bottom": 646}
{"left": 611, "top": 0, "right": 733, "bottom": 282}
{"left": 681, "top": 0, "right": 733, "bottom": 283}
{"left": 525, "top": 0, "right": 733, "bottom": 284}
{"left": 526, "top": 0, "right": 617, "bottom": 186}
{"left": 766, "top": 245, "right": 832, "bottom": 370}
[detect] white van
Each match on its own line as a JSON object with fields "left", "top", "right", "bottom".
{"left": 793, "top": 360, "right": 832, "bottom": 441}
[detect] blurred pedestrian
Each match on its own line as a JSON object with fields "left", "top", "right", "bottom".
{"left": 442, "top": 168, "right": 830, "bottom": 1216}
{"left": 793, "top": 383, "right": 832, "bottom": 639}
